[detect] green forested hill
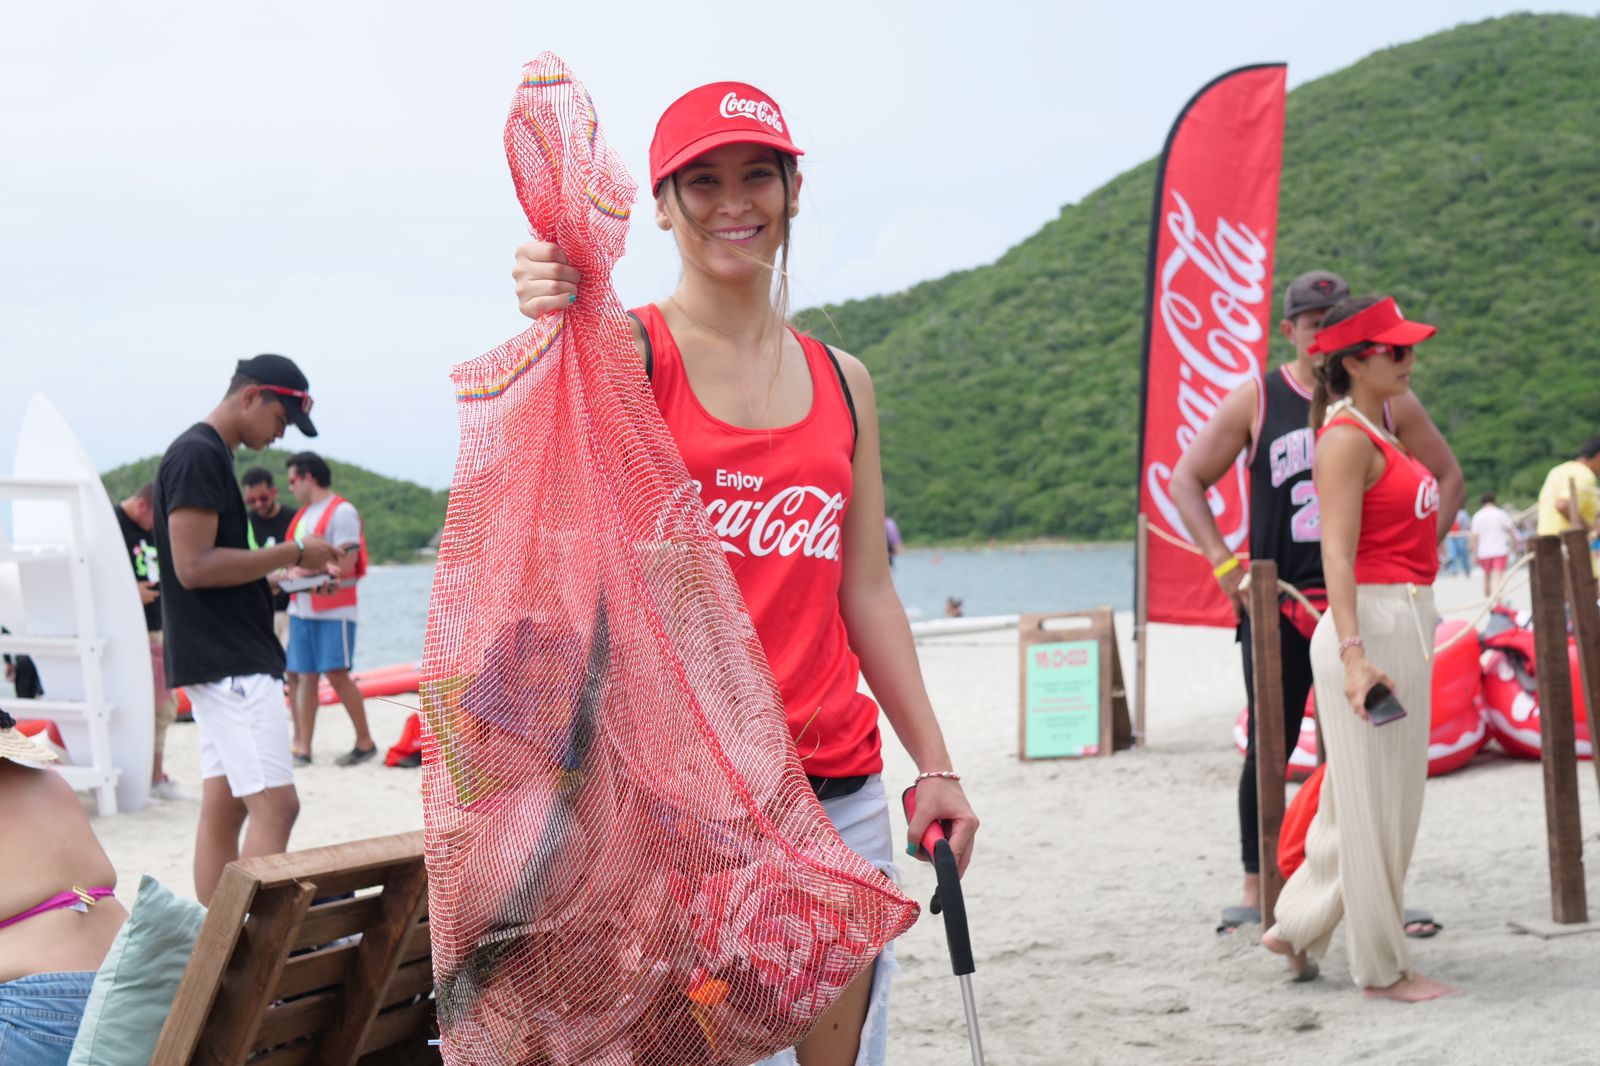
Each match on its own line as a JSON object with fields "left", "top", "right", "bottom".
{"left": 794, "top": 13, "right": 1600, "bottom": 543}
{"left": 102, "top": 449, "right": 447, "bottom": 564}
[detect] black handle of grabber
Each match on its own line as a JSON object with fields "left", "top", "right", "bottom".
{"left": 901, "top": 786, "right": 975, "bottom": 978}
{"left": 931, "top": 838, "right": 975, "bottom": 977}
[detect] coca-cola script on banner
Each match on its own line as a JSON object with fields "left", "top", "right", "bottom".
{"left": 1136, "top": 64, "right": 1286, "bottom": 628}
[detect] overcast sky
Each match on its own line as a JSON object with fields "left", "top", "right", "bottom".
{"left": 3, "top": 2, "right": 1590, "bottom": 489}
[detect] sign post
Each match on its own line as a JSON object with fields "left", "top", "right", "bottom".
{"left": 1248, "top": 561, "right": 1288, "bottom": 928}
{"left": 1562, "top": 529, "right": 1600, "bottom": 811}
{"left": 1018, "top": 609, "right": 1133, "bottom": 760}
{"left": 1529, "top": 535, "right": 1587, "bottom": 925}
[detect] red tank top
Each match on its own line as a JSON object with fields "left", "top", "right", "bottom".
{"left": 634, "top": 304, "right": 881, "bottom": 778}
{"left": 1320, "top": 413, "right": 1440, "bottom": 585}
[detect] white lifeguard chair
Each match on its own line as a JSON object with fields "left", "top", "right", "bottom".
{"left": 0, "top": 396, "right": 153, "bottom": 815}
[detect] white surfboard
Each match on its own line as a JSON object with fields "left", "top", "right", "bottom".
{"left": 11, "top": 395, "right": 153, "bottom": 812}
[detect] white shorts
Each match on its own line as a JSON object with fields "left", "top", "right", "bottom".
{"left": 188, "top": 674, "right": 295, "bottom": 797}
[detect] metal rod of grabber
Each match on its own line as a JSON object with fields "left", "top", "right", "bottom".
{"left": 1248, "top": 560, "right": 1289, "bottom": 928}
{"left": 1529, "top": 535, "right": 1588, "bottom": 924}
{"left": 1560, "top": 528, "right": 1600, "bottom": 816}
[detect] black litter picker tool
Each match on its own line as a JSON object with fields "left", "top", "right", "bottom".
{"left": 902, "top": 786, "right": 986, "bottom": 1066}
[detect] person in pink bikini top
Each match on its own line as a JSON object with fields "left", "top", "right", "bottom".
{"left": 0, "top": 710, "right": 128, "bottom": 1062}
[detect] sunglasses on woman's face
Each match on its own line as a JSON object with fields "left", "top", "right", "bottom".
{"left": 1361, "top": 343, "right": 1414, "bottom": 363}
{"left": 258, "top": 384, "right": 315, "bottom": 414}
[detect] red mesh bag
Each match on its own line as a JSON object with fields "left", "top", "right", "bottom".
{"left": 420, "top": 54, "right": 918, "bottom": 1065}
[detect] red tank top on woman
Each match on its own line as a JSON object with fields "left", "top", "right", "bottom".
{"left": 634, "top": 304, "right": 881, "bottom": 778}
{"left": 1320, "top": 413, "right": 1441, "bottom": 586}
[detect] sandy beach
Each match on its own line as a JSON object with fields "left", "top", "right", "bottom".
{"left": 88, "top": 570, "right": 1600, "bottom": 1064}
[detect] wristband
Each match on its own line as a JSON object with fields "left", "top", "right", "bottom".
{"left": 914, "top": 770, "right": 961, "bottom": 785}
{"left": 1212, "top": 557, "right": 1240, "bottom": 579}
{"left": 1338, "top": 635, "right": 1364, "bottom": 657}
{"left": 293, "top": 536, "right": 305, "bottom": 566}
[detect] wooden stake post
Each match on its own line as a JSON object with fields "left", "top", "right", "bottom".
{"left": 1562, "top": 529, "right": 1600, "bottom": 810}
{"left": 1018, "top": 608, "right": 1134, "bottom": 760}
{"left": 1247, "top": 560, "right": 1288, "bottom": 928}
{"left": 1530, "top": 535, "right": 1588, "bottom": 924}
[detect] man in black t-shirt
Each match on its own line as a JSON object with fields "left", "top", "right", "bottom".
{"left": 242, "top": 467, "right": 296, "bottom": 646}
{"left": 152, "top": 353, "right": 337, "bottom": 905}
{"left": 114, "top": 482, "right": 188, "bottom": 802}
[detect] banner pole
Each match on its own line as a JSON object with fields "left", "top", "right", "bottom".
{"left": 1135, "top": 514, "right": 1149, "bottom": 748}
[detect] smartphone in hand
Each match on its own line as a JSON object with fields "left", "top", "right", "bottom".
{"left": 1364, "top": 683, "right": 1408, "bottom": 726}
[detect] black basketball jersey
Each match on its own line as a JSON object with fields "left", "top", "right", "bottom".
{"left": 1248, "top": 366, "right": 1324, "bottom": 591}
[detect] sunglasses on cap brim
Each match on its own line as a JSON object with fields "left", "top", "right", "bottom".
{"left": 258, "top": 384, "right": 315, "bottom": 414}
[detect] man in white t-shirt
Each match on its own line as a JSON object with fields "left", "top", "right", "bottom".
{"left": 1469, "top": 491, "right": 1519, "bottom": 601}
{"left": 283, "top": 452, "right": 377, "bottom": 766}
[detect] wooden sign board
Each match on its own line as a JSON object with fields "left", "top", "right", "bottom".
{"left": 1018, "top": 608, "right": 1134, "bottom": 759}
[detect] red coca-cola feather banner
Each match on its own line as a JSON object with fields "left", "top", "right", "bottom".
{"left": 1136, "top": 64, "right": 1286, "bottom": 628}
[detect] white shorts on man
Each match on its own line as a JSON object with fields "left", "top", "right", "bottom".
{"left": 188, "top": 673, "right": 295, "bottom": 797}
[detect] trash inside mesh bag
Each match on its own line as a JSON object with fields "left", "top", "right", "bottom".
{"left": 421, "top": 55, "right": 919, "bottom": 1065}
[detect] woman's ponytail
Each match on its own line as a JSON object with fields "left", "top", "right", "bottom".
{"left": 1307, "top": 296, "right": 1380, "bottom": 429}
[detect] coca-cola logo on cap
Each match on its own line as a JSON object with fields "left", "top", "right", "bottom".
{"left": 719, "top": 91, "right": 785, "bottom": 134}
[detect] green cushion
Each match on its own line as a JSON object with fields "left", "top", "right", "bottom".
{"left": 68, "top": 875, "right": 206, "bottom": 1066}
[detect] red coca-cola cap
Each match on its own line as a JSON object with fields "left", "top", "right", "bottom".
{"left": 1308, "top": 297, "right": 1437, "bottom": 355}
{"left": 649, "top": 82, "right": 804, "bottom": 192}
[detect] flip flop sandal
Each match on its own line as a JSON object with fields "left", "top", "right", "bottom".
{"left": 1403, "top": 909, "right": 1443, "bottom": 938}
{"left": 1217, "top": 905, "right": 1262, "bottom": 935}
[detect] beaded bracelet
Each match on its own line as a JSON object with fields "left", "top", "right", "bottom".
{"left": 1337, "top": 635, "right": 1365, "bottom": 657}
{"left": 915, "top": 770, "right": 962, "bottom": 785}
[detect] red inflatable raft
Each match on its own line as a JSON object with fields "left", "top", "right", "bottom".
{"left": 1481, "top": 610, "right": 1591, "bottom": 759}
{"left": 173, "top": 662, "right": 422, "bottom": 718}
{"left": 316, "top": 662, "right": 421, "bottom": 706}
{"left": 1234, "top": 619, "right": 1487, "bottom": 778}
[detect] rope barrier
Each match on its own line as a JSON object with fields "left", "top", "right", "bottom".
{"left": 1144, "top": 515, "right": 1535, "bottom": 651}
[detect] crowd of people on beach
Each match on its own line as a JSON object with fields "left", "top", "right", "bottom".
{"left": 3, "top": 67, "right": 1599, "bottom": 1065}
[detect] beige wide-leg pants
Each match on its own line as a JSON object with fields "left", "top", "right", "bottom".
{"left": 1266, "top": 582, "right": 1436, "bottom": 989}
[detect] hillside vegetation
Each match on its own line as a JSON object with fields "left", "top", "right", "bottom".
{"left": 795, "top": 14, "right": 1600, "bottom": 542}
{"left": 102, "top": 449, "right": 447, "bottom": 564}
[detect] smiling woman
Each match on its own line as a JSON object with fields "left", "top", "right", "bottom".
{"left": 510, "top": 78, "right": 978, "bottom": 1066}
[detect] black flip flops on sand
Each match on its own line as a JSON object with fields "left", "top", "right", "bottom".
{"left": 1216, "top": 906, "right": 1442, "bottom": 938}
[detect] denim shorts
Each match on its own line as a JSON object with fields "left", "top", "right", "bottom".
{"left": 0, "top": 971, "right": 95, "bottom": 1065}
{"left": 757, "top": 774, "right": 899, "bottom": 1066}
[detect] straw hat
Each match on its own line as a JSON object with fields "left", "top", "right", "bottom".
{"left": 0, "top": 708, "right": 58, "bottom": 764}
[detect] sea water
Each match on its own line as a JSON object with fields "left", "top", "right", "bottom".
{"left": 353, "top": 543, "right": 1136, "bottom": 671}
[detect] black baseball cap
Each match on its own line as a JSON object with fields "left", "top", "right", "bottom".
{"left": 1283, "top": 271, "right": 1350, "bottom": 320}
{"left": 236, "top": 354, "right": 318, "bottom": 437}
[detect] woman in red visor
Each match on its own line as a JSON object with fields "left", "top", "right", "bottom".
{"left": 1264, "top": 296, "right": 1456, "bottom": 1003}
